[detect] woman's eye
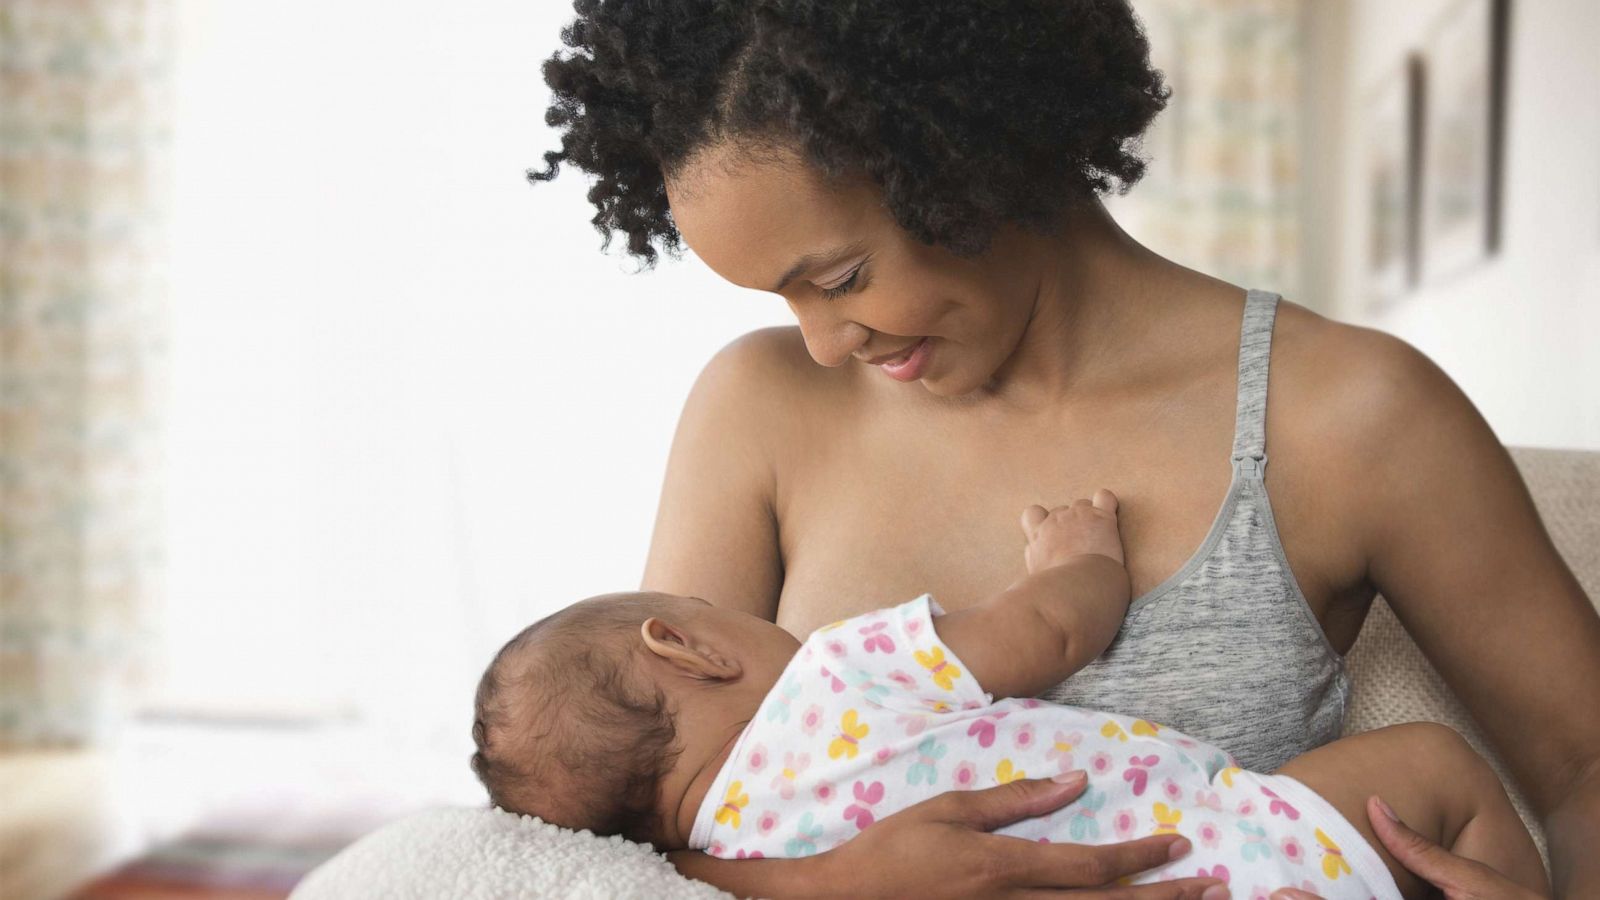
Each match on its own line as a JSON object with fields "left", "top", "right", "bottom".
{"left": 819, "top": 267, "right": 863, "bottom": 301}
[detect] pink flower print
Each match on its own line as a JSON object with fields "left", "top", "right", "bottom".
{"left": 735, "top": 849, "right": 765, "bottom": 860}
{"left": 824, "top": 638, "right": 848, "bottom": 658}
{"left": 1046, "top": 730, "right": 1081, "bottom": 773}
{"left": 1236, "top": 798, "right": 1256, "bottom": 816}
{"left": 1113, "top": 809, "right": 1138, "bottom": 841}
{"left": 843, "top": 780, "right": 885, "bottom": 830}
{"left": 813, "top": 780, "right": 836, "bottom": 805}
{"left": 1280, "top": 835, "right": 1305, "bottom": 864}
{"left": 1249, "top": 889, "right": 1273, "bottom": 900}
{"left": 1014, "top": 723, "right": 1037, "bottom": 752}
{"left": 1194, "top": 789, "right": 1223, "bottom": 812}
{"left": 1195, "top": 865, "right": 1229, "bottom": 884}
{"left": 1122, "top": 754, "right": 1160, "bottom": 796}
{"left": 757, "top": 810, "right": 781, "bottom": 836}
{"left": 953, "top": 761, "right": 979, "bottom": 790}
{"left": 1089, "top": 751, "right": 1115, "bottom": 776}
{"left": 872, "top": 746, "right": 895, "bottom": 767}
{"left": 859, "top": 621, "right": 896, "bottom": 653}
{"left": 1175, "top": 736, "right": 1197, "bottom": 748}
{"left": 819, "top": 666, "right": 846, "bottom": 693}
{"left": 770, "top": 752, "right": 810, "bottom": 800}
{"left": 1197, "top": 821, "right": 1222, "bottom": 849}
{"left": 1261, "top": 786, "right": 1301, "bottom": 820}
{"left": 905, "top": 616, "right": 924, "bottom": 636}
{"left": 888, "top": 670, "right": 917, "bottom": 691}
{"left": 1019, "top": 698, "right": 1042, "bottom": 709}
{"left": 709, "top": 840, "right": 725, "bottom": 856}
{"left": 895, "top": 713, "right": 928, "bottom": 737}
{"left": 1161, "top": 778, "right": 1182, "bottom": 803}
{"left": 747, "top": 744, "right": 769, "bottom": 774}
{"left": 800, "top": 704, "right": 825, "bottom": 736}
{"left": 960, "top": 699, "right": 984, "bottom": 710}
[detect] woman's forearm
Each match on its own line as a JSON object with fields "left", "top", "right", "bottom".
{"left": 668, "top": 848, "right": 832, "bottom": 900}
{"left": 1545, "top": 761, "right": 1600, "bottom": 897}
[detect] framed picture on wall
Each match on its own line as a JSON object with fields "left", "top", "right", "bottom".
{"left": 1419, "top": 0, "right": 1510, "bottom": 285}
{"left": 1365, "top": 57, "right": 1425, "bottom": 310}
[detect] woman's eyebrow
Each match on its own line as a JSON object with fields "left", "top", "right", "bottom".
{"left": 769, "top": 240, "right": 868, "bottom": 292}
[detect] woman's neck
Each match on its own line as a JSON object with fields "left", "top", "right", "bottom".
{"left": 974, "top": 200, "right": 1199, "bottom": 413}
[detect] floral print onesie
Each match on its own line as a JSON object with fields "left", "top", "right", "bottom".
{"left": 689, "top": 594, "right": 1400, "bottom": 899}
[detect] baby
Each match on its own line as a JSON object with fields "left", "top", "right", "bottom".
{"left": 470, "top": 490, "right": 1548, "bottom": 899}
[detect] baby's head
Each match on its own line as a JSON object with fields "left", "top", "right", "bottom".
{"left": 469, "top": 591, "right": 796, "bottom": 845}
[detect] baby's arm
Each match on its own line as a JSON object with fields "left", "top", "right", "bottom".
{"left": 932, "top": 489, "right": 1131, "bottom": 699}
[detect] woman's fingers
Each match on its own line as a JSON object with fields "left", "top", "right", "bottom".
{"left": 989, "top": 831, "right": 1211, "bottom": 893}
{"left": 1093, "top": 487, "right": 1119, "bottom": 512}
{"left": 936, "top": 773, "right": 1089, "bottom": 830}
{"left": 1364, "top": 795, "right": 1540, "bottom": 898}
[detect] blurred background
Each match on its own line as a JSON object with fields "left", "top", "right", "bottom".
{"left": 2, "top": 0, "right": 1595, "bottom": 896}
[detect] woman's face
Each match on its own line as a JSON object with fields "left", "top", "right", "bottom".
{"left": 664, "top": 142, "right": 1053, "bottom": 398}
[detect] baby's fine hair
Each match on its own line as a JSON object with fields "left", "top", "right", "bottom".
{"left": 470, "top": 595, "right": 684, "bottom": 842}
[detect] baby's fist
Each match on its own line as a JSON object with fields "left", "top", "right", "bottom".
{"left": 1020, "top": 489, "right": 1125, "bottom": 573}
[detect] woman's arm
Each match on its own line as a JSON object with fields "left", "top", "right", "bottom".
{"left": 1332, "top": 329, "right": 1600, "bottom": 896}
{"left": 640, "top": 329, "right": 791, "bottom": 616}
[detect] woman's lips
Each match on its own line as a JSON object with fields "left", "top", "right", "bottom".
{"left": 878, "top": 337, "right": 932, "bottom": 382}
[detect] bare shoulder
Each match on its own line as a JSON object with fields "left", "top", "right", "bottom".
{"left": 697, "top": 326, "right": 846, "bottom": 401}
{"left": 1268, "top": 300, "right": 1480, "bottom": 460}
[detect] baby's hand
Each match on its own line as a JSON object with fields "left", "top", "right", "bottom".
{"left": 1020, "top": 489, "right": 1125, "bottom": 573}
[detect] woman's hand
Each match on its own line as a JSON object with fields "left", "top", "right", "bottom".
{"left": 1269, "top": 796, "right": 1549, "bottom": 900}
{"left": 811, "top": 772, "right": 1228, "bottom": 899}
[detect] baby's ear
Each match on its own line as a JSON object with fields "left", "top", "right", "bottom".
{"left": 640, "top": 617, "right": 742, "bottom": 681}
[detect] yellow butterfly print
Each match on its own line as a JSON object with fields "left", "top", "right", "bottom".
{"left": 913, "top": 647, "right": 963, "bottom": 691}
{"left": 1100, "top": 720, "right": 1128, "bottom": 742}
{"left": 995, "top": 759, "right": 1026, "bottom": 784}
{"left": 1218, "top": 766, "right": 1241, "bottom": 788}
{"left": 1152, "top": 802, "right": 1182, "bottom": 834}
{"left": 1316, "top": 828, "right": 1351, "bottom": 879}
{"left": 715, "top": 781, "right": 749, "bottom": 829}
{"left": 1131, "top": 719, "right": 1161, "bottom": 737}
{"left": 829, "top": 709, "right": 870, "bottom": 760}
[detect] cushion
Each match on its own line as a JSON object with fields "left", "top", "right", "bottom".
{"left": 288, "top": 806, "right": 732, "bottom": 900}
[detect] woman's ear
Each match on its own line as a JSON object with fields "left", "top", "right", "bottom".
{"left": 640, "top": 617, "right": 743, "bottom": 681}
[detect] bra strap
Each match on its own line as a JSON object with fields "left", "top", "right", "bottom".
{"left": 1231, "top": 289, "right": 1280, "bottom": 475}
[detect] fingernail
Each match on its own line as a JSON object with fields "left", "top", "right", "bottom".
{"left": 1166, "top": 836, "right": 1191, "bottom": 860}
{"left": 1375, "top": 795, "right": 1400, "bottom": 823}
{"left": 1202, "top": 884, "right": 1229, "bottom": 900}
{"left": 1050, "top": 769, "right": 1086, "bottom": 786}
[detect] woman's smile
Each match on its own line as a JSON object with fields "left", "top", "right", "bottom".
{"left": 871, "top": 337, "right": 933, "bottom": 382}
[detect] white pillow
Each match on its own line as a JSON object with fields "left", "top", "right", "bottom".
{"left": 291, "top": 806, "right": 736, "bottom": 900}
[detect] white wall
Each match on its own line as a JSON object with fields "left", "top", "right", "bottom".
{"left": 1319, "top": 0, "right": 1600, "bottom": 449}
{"left": 158, "top": 0, "right": 790, "bottom": 774}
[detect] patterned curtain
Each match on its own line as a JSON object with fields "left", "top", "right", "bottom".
{"left": 0, "top": 0, "right": 171, "bottom": 747}
{"left": 1111, "top": 0, "right": 1304, "bottom": 300}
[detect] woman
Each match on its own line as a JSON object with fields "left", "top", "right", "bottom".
{"left": 529, "top": 1, "right": 1600, "bottom": 897}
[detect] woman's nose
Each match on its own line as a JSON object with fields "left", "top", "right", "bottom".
{"left": 792, "top": 302, "right": 868, "bottom": 368}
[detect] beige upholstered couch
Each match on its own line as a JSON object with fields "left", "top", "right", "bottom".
{"left": 1343, "top": 445, "right": 1600, "bottom": 865}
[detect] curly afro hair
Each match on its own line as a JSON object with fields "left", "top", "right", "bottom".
{"left": 529, "top": 0, "right": 1171, "bottom": 269}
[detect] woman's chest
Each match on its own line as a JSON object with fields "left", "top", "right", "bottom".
{"left": 771, "top": 398, "right": 1369, "bottom": 646}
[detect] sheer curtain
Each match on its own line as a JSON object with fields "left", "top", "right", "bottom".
{"left": 1113, "top": 0, "right": 1306, "bottom": 300}
{"left": 0, "top": 0, "right": 171, "bottom": 748}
